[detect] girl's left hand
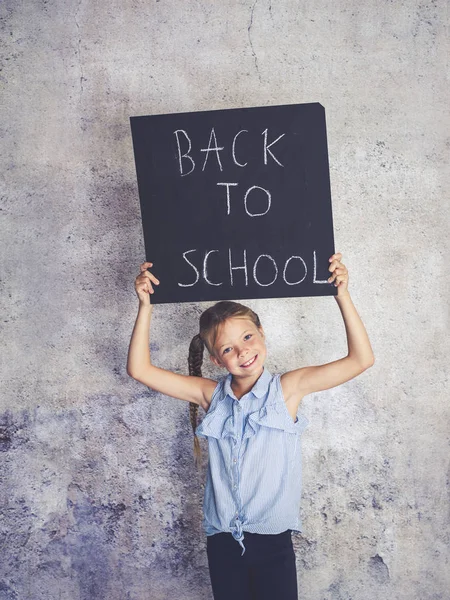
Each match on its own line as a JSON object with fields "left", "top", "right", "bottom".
{"left": 328, "top": 252, "right": 349, "bottom": 296}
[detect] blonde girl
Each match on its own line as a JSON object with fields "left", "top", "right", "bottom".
{"left": 127, "top": 252, "right": 374, "bottom": 600}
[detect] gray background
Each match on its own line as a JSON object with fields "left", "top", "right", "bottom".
{"left": 1, "top": 1, "right": 449, "bottom": 599}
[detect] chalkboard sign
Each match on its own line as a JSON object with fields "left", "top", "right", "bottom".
{"left": 130, "top": 102, "right": 336, "bottom": 304}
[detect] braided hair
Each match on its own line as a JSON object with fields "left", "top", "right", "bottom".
{"left": 188, "top": 333, "right": 205, "bottom": 466}
{"left": 188, "top": 301, "right": 261, "bottom": 465}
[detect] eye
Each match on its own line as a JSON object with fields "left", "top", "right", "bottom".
{"left": 223, "top": 347, "right": 232, "bottom": 355}
{"left": 244, "top": 334, "right": 252, "bottom": 341}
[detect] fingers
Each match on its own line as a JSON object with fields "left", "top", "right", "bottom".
{"left": 328, "top": 253, "right": 344, "bottom": 274}
{"left": 143, "top": 271, "right": 160, "bottom": 287}
{"left": 137, "top": 275, "right": 159, "bottom": 294}
{"left": 136, "top": 280, "right": 154, "bottom": 296}
{"left": 136, "top": 262, "right": 160, "bottom": 295}
{"left": 328, "top": 270, "right": 347, "bottom": 286}
{"left": 328, "top": 252, "right": 348, "bottom": 286}
{"left": 140, "top": 261, "right": 153, "bottom": 272}
{"left": 138, "top": 262, "right": 159, "bottom": 281}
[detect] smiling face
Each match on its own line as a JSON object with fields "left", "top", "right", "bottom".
{"left": 209, "top": 317, "right": 267, "bottom": 378}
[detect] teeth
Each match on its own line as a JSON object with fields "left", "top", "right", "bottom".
{"left": 242, "top": 356, "right": 256, "bottom": 367}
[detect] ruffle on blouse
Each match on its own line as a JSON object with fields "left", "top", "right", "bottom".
{"left": 242, "top": 400, "right": 309, "bottom": 440}
{"left": 196, "top": 387, "right": 309, "bottom": 442}
{"left": 196, "top": 405, "right": 235, "bottom": 440}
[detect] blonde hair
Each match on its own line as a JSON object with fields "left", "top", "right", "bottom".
{"left": 188, "top": 301, "right": 261, "bottom": 466}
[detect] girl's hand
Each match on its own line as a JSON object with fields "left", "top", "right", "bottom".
{"left": 135, "top": 262, "right": 160, "bottom": 305}
{"left": 328, "top": 252, "right": 349, "bottom": 297}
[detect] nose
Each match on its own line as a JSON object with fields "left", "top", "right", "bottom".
{"left": 237, "top": 344, "right": 249, "bottom": 358}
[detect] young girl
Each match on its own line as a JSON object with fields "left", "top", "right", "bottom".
{"left": 127, "top": 253, "right": 374, "bottom": 600}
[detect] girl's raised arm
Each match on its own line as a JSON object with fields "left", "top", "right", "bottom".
{"left": 281, "top": 253, "right": 374, "bottom": 415}
{"left": 126, "top": 262, "right": 217, "bottom": 410}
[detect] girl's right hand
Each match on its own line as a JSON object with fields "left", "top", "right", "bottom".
{"left": 135, "top": 262, "right": 160, "bottom": 305}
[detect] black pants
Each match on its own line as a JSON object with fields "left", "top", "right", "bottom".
{"left": 206, "top": 530, "right": 298, "bottom": 600}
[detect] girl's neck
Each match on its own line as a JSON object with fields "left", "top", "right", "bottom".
{"left": 230, "top": 368, "right": 264, "bottom": 400}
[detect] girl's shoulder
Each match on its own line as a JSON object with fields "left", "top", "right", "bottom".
{"left": 210, "top": 373, "right": 230, "bottom": 403}
{"left": 200, "top": 373, "right": 230, "bottom": 413}
{"left": 195, "top": 375, "right": 232, "bottom": 438}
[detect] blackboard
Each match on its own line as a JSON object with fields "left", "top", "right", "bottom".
{"left": 130, "top": 102, "right": 336, "bottom": 304}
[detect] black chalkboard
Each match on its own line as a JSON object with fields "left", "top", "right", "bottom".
{"left": 130, "top": 102, "right": 336, "bottom": 304}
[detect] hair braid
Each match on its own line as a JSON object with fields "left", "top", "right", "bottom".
{"left": 188, "top": 333, "right": 204, "bottom": 466}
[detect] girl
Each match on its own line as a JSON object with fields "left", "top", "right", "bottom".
{"left": 127, "top": 253, "right": 374, "bottom": 600}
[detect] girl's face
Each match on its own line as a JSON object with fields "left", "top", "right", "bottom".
{"left": 210, "top": 317, "right": 266, "bottom": 378}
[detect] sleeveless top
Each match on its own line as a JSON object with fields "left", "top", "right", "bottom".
{"left": 195, "top": 368, "right": 309, "bottom": 555}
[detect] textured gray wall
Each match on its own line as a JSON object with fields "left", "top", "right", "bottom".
{"left": 1, "top": 1, "right": 449, "bottom": 599}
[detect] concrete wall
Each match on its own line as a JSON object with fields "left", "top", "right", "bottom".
{"left": 1, "top": 1, "right": 448, "bottom": 598}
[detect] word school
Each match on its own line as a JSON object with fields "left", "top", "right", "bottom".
{"left": 178, "top": 249, "right": 330, "bottom": 288}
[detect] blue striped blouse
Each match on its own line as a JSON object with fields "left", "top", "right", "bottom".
{"left": 196, "top": 368, "right": 309, "bottom": 555}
